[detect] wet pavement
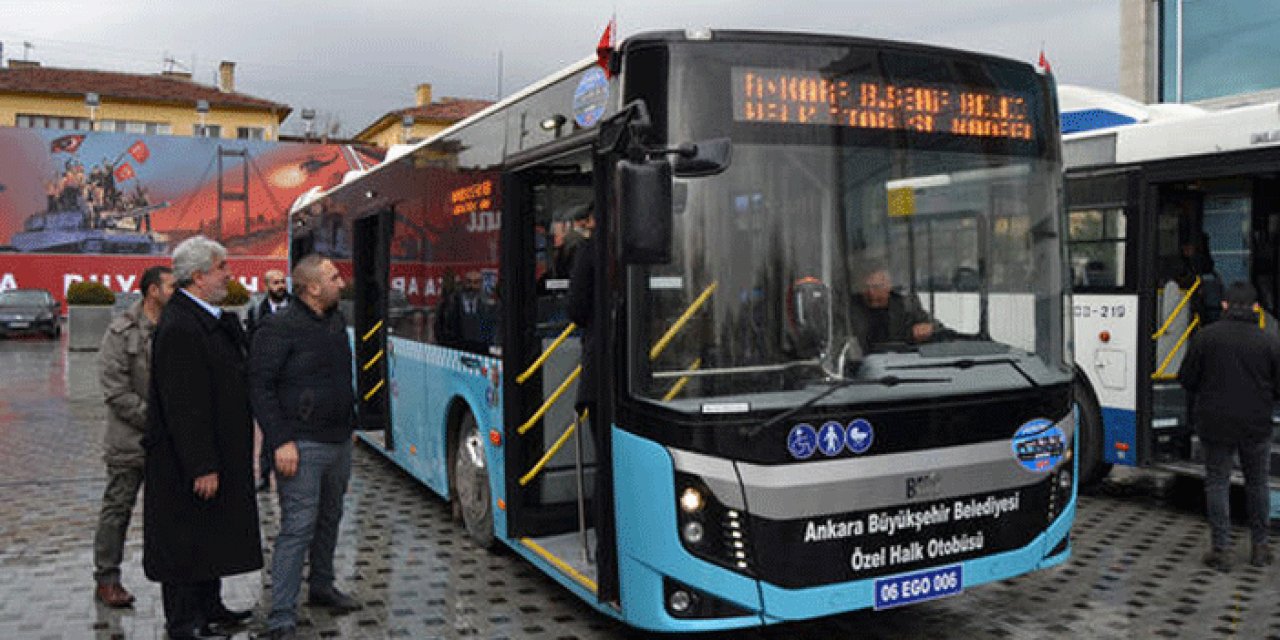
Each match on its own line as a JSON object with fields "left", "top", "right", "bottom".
{"left": 1, "top": 332, "right": 1279, "bottom": 639}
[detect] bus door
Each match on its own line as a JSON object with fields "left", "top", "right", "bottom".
{"left": 501, "top": 146, "right": 615, "bottom": 600}
{"left": 352, "top": 208, "right": 394, "bottom": 438}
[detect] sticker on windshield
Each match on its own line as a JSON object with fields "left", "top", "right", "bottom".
{"left": 817, "top": 421, "right": 845, "bottom": 456}
{"left": 1012, "top": 418, "right": 1065, "bottom": 472}
{"left": 787, "top": 423, "right": 818, "bottom": 460}
{"left": 846, "top": 418, "right": 874, "bottom": 454}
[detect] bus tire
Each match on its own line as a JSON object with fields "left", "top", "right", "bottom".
{"left": 1074, "top": 376, "right": 1111, "bottom": 487}
{"left": 454, "top": 411, "right": 497, "bottom": 549}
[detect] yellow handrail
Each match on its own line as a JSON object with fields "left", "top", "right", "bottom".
{"left": 1152, "top": 314, "right": 1201, "bottom": 380}
{"left": 362, "top": 349, "right": 384, "bottom": 372}
{"left": 518, "top": 365, "right": 581, "bottom": 435}
{"left": 519, "top": 409, "right": 589, "bottom": 486}
{"left": 1152, "top": 277, "right": 1200, "bottom": 340}
{"left": 650, "top": 281, "right": 718, "bottom": 361}
{"left": 661, "top": 358, "right": 702, "bottom": 401}
{"left": 516, "top": 323, "right": 578, "bottom": 385}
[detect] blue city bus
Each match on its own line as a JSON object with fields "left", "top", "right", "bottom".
{"left": 290, "top": 29, "right": 1077, "bottom": 631}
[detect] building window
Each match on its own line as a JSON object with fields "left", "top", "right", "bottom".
{"left": 193, "top": 124, "right": 222, "bottom": 138}
{"left": 236, "top": 126, "right": 265, "bottom": 140}
{"left": 1159, "top": 0, "right": 1280, "bottom": 102}
{"left": 97, "top": 119, "right": 172, "bottom": 135}
{"left": 15, "top": 113, "right": 91, "bottom": 131}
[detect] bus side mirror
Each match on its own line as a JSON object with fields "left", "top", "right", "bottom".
{"left": 671, "top": 137, "right": 732, "bottom": 177}
{"left": 616, "top": 158, "right": 673, "bottom": 265}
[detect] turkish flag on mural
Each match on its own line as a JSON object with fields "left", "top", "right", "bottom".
{"left": 50, "top": 134, "right": 86, "bottom": 154}
{"left": 128, "top": 140, "right": 150, "bottom": 163}
{"left": 596, "top": 16, "right": 616, "bottom": 78}
{"left": 114, "top": 162, "right": 137, "bottom": 183}
{"left": 1038, "top": 49, "right": 1053, "bottom": 74}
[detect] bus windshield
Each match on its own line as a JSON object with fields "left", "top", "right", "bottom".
{"left": 628, "top": 41, "right": 1070, "bottom": 410}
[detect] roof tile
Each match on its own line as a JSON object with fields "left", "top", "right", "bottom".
{"left": 0, "top": 66, "right": 290, "bottom": 115}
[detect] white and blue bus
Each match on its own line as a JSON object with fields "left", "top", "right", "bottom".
{"left": 291, "top": 29, "right": 1076, "bottom": 631}
{"left": 1063, "top": 87, "right": 1280, "bottom": 490}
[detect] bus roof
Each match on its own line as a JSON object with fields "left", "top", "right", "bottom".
{"left": 293, "top": 54, "right": 597, "bottom": 213}
{"left": 1062, "top": 85, "right": 1280, "bottom": 169}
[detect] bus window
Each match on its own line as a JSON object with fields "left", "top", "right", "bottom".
{"left": 1068, "top": 207, "right": 1127, "bottom": 288}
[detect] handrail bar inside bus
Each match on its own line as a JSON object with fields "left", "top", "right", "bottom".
{"left": 661, "top": 358, "right": 702, "bottom": 401}
{"left": 649, "top": 282, "right": 718, "bottom": 361}
{"left": 1152, "top": 276, "right": 1200, "bottom": 339}
{"left": 518, "top": 365, "right": 582, "bottom": 435}
{"left": 1152, "top": 314, "right": 1201, "bottom": 380}
{"left": 516, "top": 322, "right": 578, "bottom": 385}
{"left": 518, "top": 409, "right": 588, "bottom": 486}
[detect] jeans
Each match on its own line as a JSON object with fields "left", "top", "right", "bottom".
{"left": 268, "top": 439, "right": 352, "bottom": 631}
{"left": 1203, "top": 438, "right": 1272, "bottom": 550}
{"left": 93, "top": 464, "right": 143, "bottom": 584}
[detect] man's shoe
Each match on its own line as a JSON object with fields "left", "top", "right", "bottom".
{"left": 252, "top": 627, "right": 296, "bottom": 640}
{"left": 95, "top": 582, "right": 135, "bottom": 608}
{"left": 206, "top": 604, "right": 253, "bottom": 626}
{"left": 1251, "top": 543, "right": 1274, "bottom": 567}
{"left": 1203, "top": 548, "right": 1233, "bottom": 572}
{"left": 308, "top": 585, "right": 361, "bottom": 612}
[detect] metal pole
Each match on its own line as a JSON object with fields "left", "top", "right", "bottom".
{"left": 216, "top": 145, "right": 223, "bottom": 242}
{"left": 574, "top": 410, "right": 592, "bottom": 565}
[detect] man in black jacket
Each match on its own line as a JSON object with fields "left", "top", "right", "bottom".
{"left": 144, "top": 236, "right": 259, "bottom": 639}
{"left": 848, "top": 267, "right": 936, "bottom": 351}
{"left": 247, "top": 268, "right": 292, "bottom": 491}
{"left": 1180, "top": 281, "right": 1280, "bottom": 571}
{"left": 250, "top": 255, "right": 361, "bottom": 639}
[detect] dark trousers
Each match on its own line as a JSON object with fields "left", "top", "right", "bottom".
{"left": 161, "top": 579, "right": 220, "bottom": 636}
{"left": 1203, "top": 438, "right": 1272, "bottom": 550}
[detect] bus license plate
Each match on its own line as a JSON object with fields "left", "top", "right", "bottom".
{"left": 873, "top": 564, "right": 963, "bottom": 610}
{"left": 8, "top": 322, "right": 29, "bottom": 329}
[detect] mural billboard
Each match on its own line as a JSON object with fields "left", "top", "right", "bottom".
{"left": 0, "top": 127, "right": 382, "bottom": 307}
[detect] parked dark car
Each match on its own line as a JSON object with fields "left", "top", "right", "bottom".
{"left": 0, "top": 289, "right": 61, "bottom": 338}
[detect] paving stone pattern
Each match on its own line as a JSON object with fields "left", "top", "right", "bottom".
{"left": 0, "top": 335, "right": 1278, "bottom": 639}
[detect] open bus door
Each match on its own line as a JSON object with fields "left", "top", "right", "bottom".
{"left": 352, "top": 208, "right": 393, "bottom": 436}
{"left": 500, "top": 144, "right": 619, "bottom": 604}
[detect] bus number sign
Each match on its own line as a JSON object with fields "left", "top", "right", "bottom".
{"left": 873, "top": 564, "right": 964, "bottom": 610}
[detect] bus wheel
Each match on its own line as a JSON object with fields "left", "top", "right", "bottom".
{"left": 455, "top": 412, "right": 496, "bottom": 549}
{"left": 1074, "top": 377, "right": 1111, "bottom": 488}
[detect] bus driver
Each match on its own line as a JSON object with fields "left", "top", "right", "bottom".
{"left": 849, "top": 266, "right": 937, "bottom": 349}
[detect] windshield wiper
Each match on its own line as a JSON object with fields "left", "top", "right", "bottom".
{"left": 742, "top": 375, "right": 951, "bottom": 439}
{"left": 887, "top": 357, "right": 1038, "bottom": 387}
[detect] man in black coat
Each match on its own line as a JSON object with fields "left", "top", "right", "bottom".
{"left": 246, "top": 268, "right": 292, "bottom": 491}
{"left": 250, "top": 255, "right": 361, "bottom": 639}
{"left": 1179, "top": 281, "right": 1280, "bottom": 572}
{"left": 144, "top": 236, "right": 262, "bottom": 639}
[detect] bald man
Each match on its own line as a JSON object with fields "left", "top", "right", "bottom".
{"left": 247, "top": 268, "right": 292, "bottom": 491}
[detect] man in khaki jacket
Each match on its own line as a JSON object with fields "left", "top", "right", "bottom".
{"left": 93, "top": 265, "right": 173, "bottom": 607}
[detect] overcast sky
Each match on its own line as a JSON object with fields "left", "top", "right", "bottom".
{"left": 0, "top": 0, "right": 1121, "bottom": 136}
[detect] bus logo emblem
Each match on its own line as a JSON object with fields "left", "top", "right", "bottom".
{"left": 1012, "top": 418, "right": 1066, "bottom": 473}
{"left": 817, "top": 421, "right": 845, "bottom": 456}
{"left": 846, "top": 419, "right": 874, "bottom": 454}
{"left": 787, "top": 423, "right": 818, "bottom": 459}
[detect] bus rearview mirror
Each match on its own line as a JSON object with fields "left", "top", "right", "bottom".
{"left": 671, "top": 137, "right": 732, "bottom": 177}
{"left": 616, "top": 158, "right": 673, "bottom": 265}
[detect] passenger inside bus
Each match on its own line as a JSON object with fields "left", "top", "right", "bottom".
{"left": 436, "top": 269, "right": 498, "bottom": 354}
{"left": 848, "top": 266, "right": 940, "bottom": 351}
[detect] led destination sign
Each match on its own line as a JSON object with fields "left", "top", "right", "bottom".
{"left": 733, "top": 67, "right": 1036, "bottom": 141}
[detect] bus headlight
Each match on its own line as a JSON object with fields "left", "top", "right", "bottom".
{"left": 679, "top": 486, "right": 705, "bottom": 514}
{"left": 674, "top": 473, "right": 752, "bottom": 575}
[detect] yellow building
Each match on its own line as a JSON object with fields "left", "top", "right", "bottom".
{"left": 353, "top": 83, "right": 491, "bottom": 148}
{"left": 0, "top": 60, "right": 290, "bottom": 140}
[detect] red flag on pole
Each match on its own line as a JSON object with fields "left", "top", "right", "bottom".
{"left": 50, "top": 134, "right": 86, "bottom": 154}
{"left": 1037, "top": 49, "right": 1053, "bottom": 74}
{"left": 114, "top": 162, "right": 136, "bottom": 183}
{"left": 128, "top": 140, "right": 150, "bottom": 164}
{"left": 596, "top": 16, "right": 616, "bottom": 78}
